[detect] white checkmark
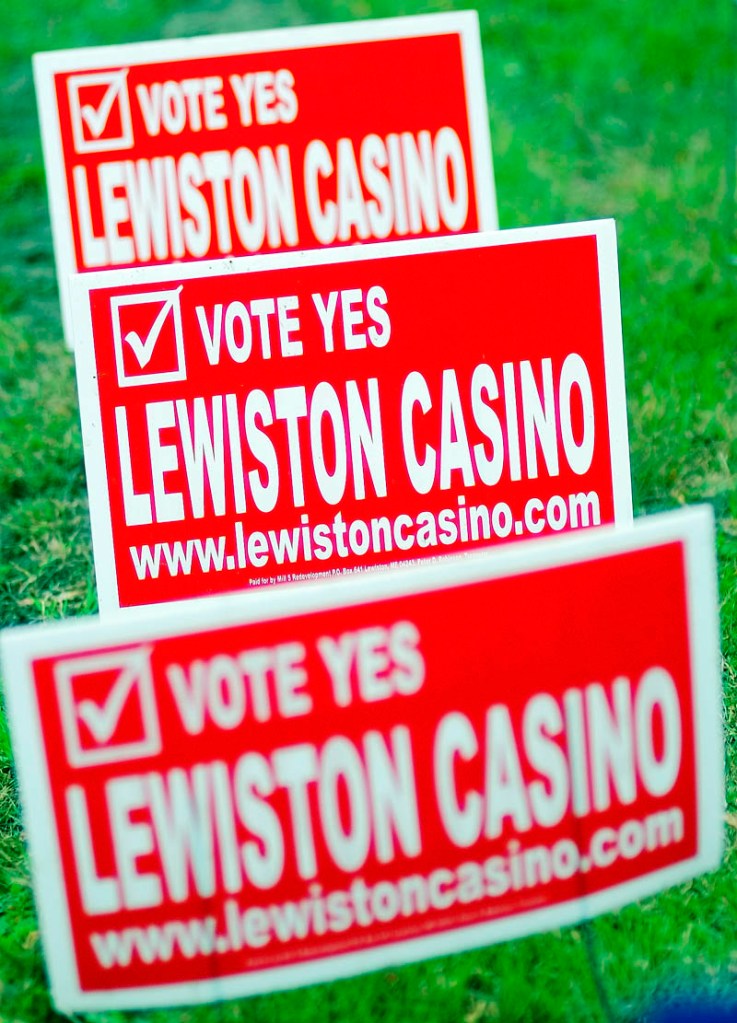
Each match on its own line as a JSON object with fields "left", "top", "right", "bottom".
{"left": 79, "top": 71, "right": 128, "bottom": 139}
{"left": 75, "top": 664, "right": 140, "bottom": 745}
{"left": 123, "top": 286, "right": 184, "bottom": 368}
{"left": 56, "top": 647, "right": 160, "bottom": 766}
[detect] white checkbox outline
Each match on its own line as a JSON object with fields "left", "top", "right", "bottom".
{"left": 111, "top": 287, "right": 187, "bottom": 388}
{"left": 54, "top": 646, "right": 161, "bottom": 767}
{"left": 67, "top": 69, "right": 134, "bottom": 155}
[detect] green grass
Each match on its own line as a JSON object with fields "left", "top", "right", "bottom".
{"left": 1, "top": 0, "right": 737, "bottom": 1020}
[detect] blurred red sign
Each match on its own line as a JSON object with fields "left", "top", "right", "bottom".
{"left": 70, "top": 220, "right": 633, "bottom": 613}
{"left": 34, "top": 14, "right": 496, "bottom": 343}
{"left": 0, "top": 507, "right": 722, "bottom": 1012}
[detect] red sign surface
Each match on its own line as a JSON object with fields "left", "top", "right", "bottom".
{"left": 70, "top": 221, "right": 633, "bottom": 613}
{"left": 34, "top": 14, "right": 496, "bottom": 344}
{"left": 0, "top": 507, "right": 723, "bottom": 1012}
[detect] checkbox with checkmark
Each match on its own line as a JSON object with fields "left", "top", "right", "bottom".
{"left": 55, "top": 646, "right": 161, "bottom": 767}
{"left": 67, "top": 69, "right": 134, "bottom": 154}
{"left": 111, "top": 286, "right": 187, "bottom": 387}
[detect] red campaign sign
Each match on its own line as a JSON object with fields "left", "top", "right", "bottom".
{"left": 70, "top": 221, "right": 633, "bottom": 614}
{"left": 0, "top": 507, "right": 723, "bottom": 1012}
{"left": 33, "top": 13, "right": 496, "bottom": 344}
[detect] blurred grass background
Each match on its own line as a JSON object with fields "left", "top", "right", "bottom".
{"left": 1, "top": 0, "right": 736, "bottom": 1019}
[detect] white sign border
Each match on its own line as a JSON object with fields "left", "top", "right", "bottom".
{"left": 33, "top": 11, "right": 497, "bottom": 346}
{"left": 69, "top": 218, "right": 634, "bottom": 616}
{"left": 0, "top": 505, "right": 723, "bottom": 1013}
